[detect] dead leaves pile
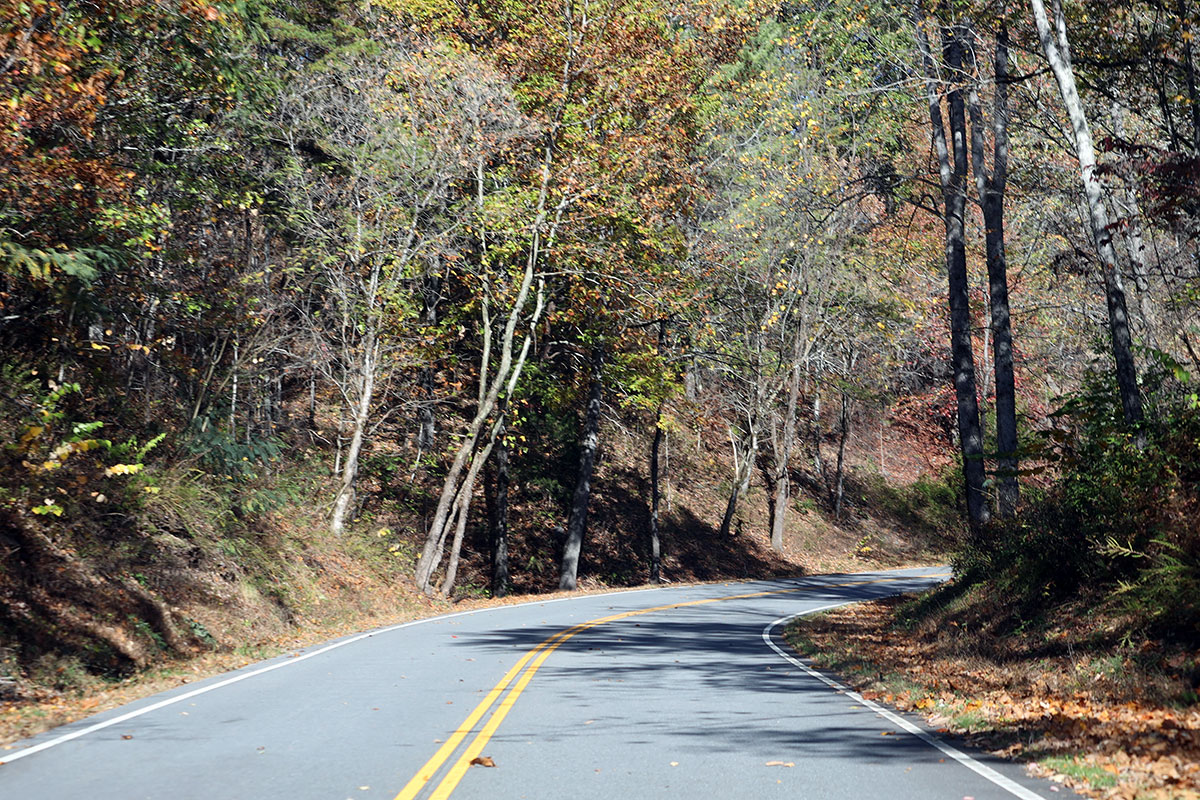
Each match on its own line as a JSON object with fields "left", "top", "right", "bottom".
{"left": 790, "top": 600, "right": 1200, "bottom": 800}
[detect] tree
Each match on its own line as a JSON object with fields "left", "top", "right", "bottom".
{"left": 967, "top": 21, "right": 1019, "bottom": 515}
{"left": 1029, "top": 0, "right": 1145, "bottom": 432}
{"left": 276, "top": 41, "right": 521, "bottom": 535}
{"left": 914, "top": 6, "right": 990, "bottom": 529}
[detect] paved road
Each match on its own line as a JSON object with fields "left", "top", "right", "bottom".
{"left": 0, "top": 567, "right": 1064, "bottom": 799}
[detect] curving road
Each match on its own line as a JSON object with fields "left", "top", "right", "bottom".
{"left": 0, "top": 567, "right": 1065, "bottom": 799}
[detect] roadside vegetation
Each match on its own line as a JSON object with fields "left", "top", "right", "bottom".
{"left": 786, "top": 373, "right": 1200, "bottom": 798}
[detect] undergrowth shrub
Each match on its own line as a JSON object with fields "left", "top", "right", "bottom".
{"left": 957, "top": 360, "right": 1200, "bottom": 639}
{"left": 867, "top": 467, "right": 962, "bottom": 553}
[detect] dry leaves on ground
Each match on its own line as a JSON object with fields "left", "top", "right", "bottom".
{"left": 789, "top": 598, "right": 1200, "bottom": 800}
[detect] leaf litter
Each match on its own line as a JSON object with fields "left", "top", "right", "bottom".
{"left": 785, "top": 596, "right": 1200, "bottom": 800}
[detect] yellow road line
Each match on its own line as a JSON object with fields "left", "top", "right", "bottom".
{"left": 396, "top": 574, "right": 946, "bottom": 800}
{"left": 391, "top": 624, "right": 584, "bottom": 800}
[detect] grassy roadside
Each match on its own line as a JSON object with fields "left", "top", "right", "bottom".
{"left": 784, "top": 588, "right": 1200, "bottom": 800}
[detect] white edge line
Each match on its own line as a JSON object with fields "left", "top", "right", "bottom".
{"left": 762, "top": 607, "right": 1046, "bottom": 800}
{"left": 0, "top": 580, "right": 695, "bottom": 765}
{"left": 1, "top": 567, "right": 944, "bottom": 766}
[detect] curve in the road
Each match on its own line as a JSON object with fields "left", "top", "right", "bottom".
{"left": 1, "top": 567, "right": 1070, "bottom": 800}
{"left": 396, "top": 572, "right": 945, "bottom": 800}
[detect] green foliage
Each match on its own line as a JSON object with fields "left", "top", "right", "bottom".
{"left": 959, "top": 362, "right": 1200, "bottom": 636}
{"left": 0, "top": 241, "right": 121, "bottom": 285}
{"left": 872, "top": 470, "right": 961, "bottom": 543}
{"left": 184, "top": 419, "right": 281, "bottom": 482}
{"left": 111, "top": 433, "right": 168, "bottom": 465}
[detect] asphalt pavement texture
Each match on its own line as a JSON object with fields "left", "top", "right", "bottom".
{"left": 0, "top": 566, "right": 1074, "bottom": 799}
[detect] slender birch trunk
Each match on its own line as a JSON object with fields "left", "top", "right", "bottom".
{"left": 1111, "top": 101, "right": 1156, "bottom": 342}
{"left": 329, "top": 331, "right": 377, "bottom": 536}
{"left": 412, "top": 272, "right": 543, "bottom": 592}
{"left": 719, "top": 420, "right": 757, "bottom": 538}
{"left": 647, "top": 321, "right": 668, "bottom": 583}
{"left": 1030, "top": 0, "right": 1145, "bottom": 431}
{"left": 489, "top": 422, "right": 511, "bottom": 597}
{"left": 767, "top": 338, "right": 803, "bottom": 551}
{"left": 811, "top": 393, "right": 824, "bottom": 484}
{"left": 833, "top": 390, "right": 850, "bottom": 520}
{"left": 412, "top": 147, "right": 552, "bottom": 593}
{"left": 440, "top": 422, "right": 502, "bottom": 597}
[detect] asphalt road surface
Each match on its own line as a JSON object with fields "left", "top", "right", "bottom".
{"left": 1, "top": 566, "right": 1068, "bottom": 799}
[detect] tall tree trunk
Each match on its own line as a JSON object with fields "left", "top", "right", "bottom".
{"left": 415, "top": 273, "right": 440, "bottom": 454}
{"left": 1030, "top": 0, "right": 1145, "bottom": 431}
{"left": 560, "top": 347, "right": 605, "bottom": 591}
{"left": 765, "top": 341, "right": 803, "bottom": 551}
{"left": 414, "top": 131, "right": 556, "bottom": 593}
{"left": 413, "top": 250, "right": 545, "bottom": 594}
{"left": 915, "top": 9, "right": 990, "bottom": 529}
{"left": 719, "top": 422, "right": 756, "bottom": 538}
{"left": 833, "top": 390, "right": 850, "bottom": 520}
{"left": 648, "top": 409, "right": 664, "bottom": 584}
{"left": 767, "top": 463, "right": 789, "bottom": 547}
{"left": 647, "top": 322, "right": 666, "bottom": 584}
{"left": 1111, "top": 101, "right": 1156, "bottom": 342}
{"left": 439, "top": 429, "right": 500, "bottom": 598}
{"left": 811, "top": 393, "right": 824, "bottom": 484}
{"left": 488, "top": 423, "right": 511, "bottom": 597}
{"left": 330, "top": 332, "right": 377, "bottom": 536}
{"left": 968, "top": 23, "right": 1019, "bottom": 516}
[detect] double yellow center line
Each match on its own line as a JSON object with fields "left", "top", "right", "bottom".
{"left": 393, "top": 574, "right": 936, "bottom": 800}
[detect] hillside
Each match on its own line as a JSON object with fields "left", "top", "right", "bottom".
{"left": 0, "top": 397, "right": 953, "bottom": 743}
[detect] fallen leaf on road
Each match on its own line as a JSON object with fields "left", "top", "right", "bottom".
{"left": 121, "top": 735, "right": 133, "bottom": 740}
{"left": 470, "top": 756, "right": 496, "bottom": 767}
{"left": 670, "top": 761, "right": 679, "bottom": 767}
{"left": 765, "top": 761, "right": 795, "bottom": 767}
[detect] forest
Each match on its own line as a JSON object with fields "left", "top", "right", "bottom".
{"left": 1, "top": 0, "right": 1198, "bottom": 775}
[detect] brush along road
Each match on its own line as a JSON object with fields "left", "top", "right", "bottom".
{"left": 0, "top": 567, "right": 1068, "bottom": 799}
